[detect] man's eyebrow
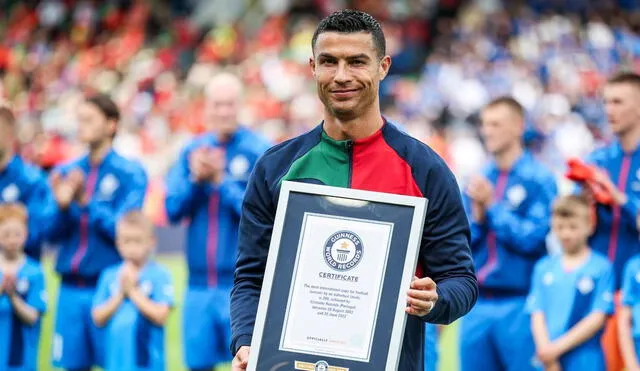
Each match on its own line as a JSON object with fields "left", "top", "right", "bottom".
{"left": 317, "top": 53, "right": 371, "bottom": 60}
{"left": 346, "top": 54, "right": 371, "bottom": 60}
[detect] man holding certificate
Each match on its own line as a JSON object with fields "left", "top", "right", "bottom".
{"left": 230, "top": 9, "right": 478, "bottom": 371}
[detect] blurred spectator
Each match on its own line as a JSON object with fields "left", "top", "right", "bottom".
{"left": 2, "top": 0, "right": 640, "bottom": 225}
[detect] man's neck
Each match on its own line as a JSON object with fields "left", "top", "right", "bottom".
{"left": 0, "top": 151, "right": 14, "bottom": 172}
{"left": 89, "top": 140, "right": 112, "bottom": 166}
{"left": 619, "top": 126, "right": 640, "bottom": 153}
{"left": 322, "top": 107, "right": 384, "bottom": 141}
{"left": 494, "top": 143, "right": 523, "bottom": 171}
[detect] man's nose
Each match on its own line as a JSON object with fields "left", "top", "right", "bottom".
{"left": 333, "top": 61, "right": 351, "bottom": 84}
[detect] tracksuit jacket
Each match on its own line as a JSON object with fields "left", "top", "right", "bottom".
{"left": 230, "top": 121, "right": 478, "bottom": 371}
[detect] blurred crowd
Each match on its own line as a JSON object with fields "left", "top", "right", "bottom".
{"left": 3, "top": 0, "right": 640, "bottom": 222}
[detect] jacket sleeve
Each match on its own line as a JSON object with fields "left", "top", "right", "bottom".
{"left": 218, "top": 143, "right": 271, "bottom": 217}
{"left": 219, "top": 179, "right": 245, "bottom": 217}
{"left": 89, "top": 165, "right": 148, "bottom": 241}
{"left": 230, "top": 157, "right": 274, "bottom": 355}
{"left": 421, "top": 161, "right": 478, "bottom": 325}
{"left": 462, "top": 191, "right": 487, "bottom": 251}
{"left": 586, "top": 150, "right": 640, "bottom": 231}
{"left": 24, "top": 174, "right": 55, "bottom": 255}
{"left": 484, "top": 175, "right": 557, "bottom": 257}
{"left": 620, "top": 194, "right": 640, "bottom": 231}
{"left": 164, "top": 147, "right": 211, "bottom": 224}
{"left": 43, "top": 167, "right": 82, "bottom": 242}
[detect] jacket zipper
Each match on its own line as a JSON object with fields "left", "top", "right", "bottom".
{"left": 346, "top": 141, "right": 354, "bottom": 188}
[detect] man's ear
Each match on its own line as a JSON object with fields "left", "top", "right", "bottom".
{"left": 379, "top": 55, "right": 392, "bottom": 81}
{"left": 310, "top": 57, "right": 316, "bottom": 78}
{"left": 107, "top": 119, "right": 118, "bottom": 138}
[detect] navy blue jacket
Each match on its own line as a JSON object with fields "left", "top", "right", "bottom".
{"left": 230, "top": 122, "right": 477, "bottom": 370}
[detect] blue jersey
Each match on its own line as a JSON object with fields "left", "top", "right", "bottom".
{"left": 93, "top": 261, "right": 174, "bottom": 371}
{"left": 0, "top": 258, "right": 47, "bottom": 371}
{"left": 165, "top": 127, "right": 270, "bottom": 287}
{"left": 587, "top": 141, "right": 640, "bottom": 288}
{"left": 622, "top": 255, "right": 640, "bottom": 339}
{"left": 464, "top": 151, "right": 557, "bottom": 295}
{"left": 0, "top": 156, "right": 53, "bottom": 260}
{"left": 527, "top": 252, "right": 614, "bottom": 343}
{"left": 46, "top": 150, "right": 148, "bottom": 279}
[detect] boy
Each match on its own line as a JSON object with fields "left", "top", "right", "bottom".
{"left": 92, "top": 211, "right": 174, "bottom": 371}
{"left": 619, "top": 238, "right": 640, "bottom": 370}
{"left": 527, "top": 195, "right": 614, "bottom": 371}
{"left": 0, "top": 203, "right": 47, "bottom": 371}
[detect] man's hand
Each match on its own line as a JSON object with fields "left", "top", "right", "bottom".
{"left": 189, "top": 147, "right": 226, "bottom": 184}
{"left": 207, "top": 147, "right": 226, "bottom": 185}
{"left": 51, "top": 169, "right": 85, "bottom": 209}
{"left": 51, "top": 172, "right": 77, "bottom": 209}
{"left": 470, "top": 200, "right": 486, "bottom": 223}
{"left": 406, "top": 276, "right": 438, "bottom": 316}
{"left": 537, "top": 342, "right": 561, "bottom": 365}
{"left": 544, "top": 360, "right": 562, "bottom": 371}
{"left": 232, "top": 346, "right": 250, "bottom": 371}
{"left": 467, "top": 176, "right": 495, "bottom": 207}
{"left": 593, "top": 168, "right": 627, "bottom": 206}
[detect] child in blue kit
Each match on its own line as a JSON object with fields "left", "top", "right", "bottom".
{"left": 527, "top": 195, "right": 614, "bottom": 371}
{"left": 92, "top": 211, "right": 174, "bottom": 371}
{"left": 0, "top": 203, "right": 46, "bottom": 371}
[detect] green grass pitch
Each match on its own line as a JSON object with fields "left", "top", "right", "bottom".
{"left": 37, "top": 255, "right": 458, "bottom": 371}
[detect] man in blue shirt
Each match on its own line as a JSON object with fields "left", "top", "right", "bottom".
{"left": 165, "top": 72, "right": 270, "bottom": 371}
{"left": 584, "top": 72, "right": 640, "bottom": 370}
{"left": 0, "top": 104, "right": 53, "bottom": 260}
{"left": 92, "top": 211, "right": 173, "bottom": 371}
{"left": 47, "top": 94, "right": 148, "bottom": 371}
{"left": 462, "top": 97, "right": 557, "bottom": 371}
{"left": 528, "top": 195, "right": 614, "bottom": 371}
{"left": 0, "top": 203, "right": 47, "bottom": 371}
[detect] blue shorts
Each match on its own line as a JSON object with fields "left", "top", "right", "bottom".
{"left": 558, "top": 343, "right": 605, "bottom": 371}
{"left": 460, "top": 296, "right": 536, "bottom": 371}
{"left": 183, "top": 287, "right": 232, "bottom": 369}
{"left": 52, "top": 284, "right": 104, "bottom": 370}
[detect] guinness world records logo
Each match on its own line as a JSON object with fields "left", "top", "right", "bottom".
{"left": 323, "top": 230, "right": 364, "bottom": 271}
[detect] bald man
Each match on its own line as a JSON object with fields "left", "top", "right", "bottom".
{"left": 165, "top": 72, "right": 271, "bottom": 371}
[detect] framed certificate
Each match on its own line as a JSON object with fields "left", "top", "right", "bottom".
{"left": 247, "top": 181, "right": 428, "bottom": 371}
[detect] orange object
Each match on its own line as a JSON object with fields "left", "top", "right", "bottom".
{"left": 566, "top": 158, "right": 614, "bottom": 205}
{"left": 602, "top": 291, "right": 624, "bottom": 371}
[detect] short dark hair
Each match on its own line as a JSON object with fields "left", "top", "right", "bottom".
{"left": 607, "top": 71, "right": 640, "bottom": 90}
{"left": 552, "top": 194, "right": 591, "bottom": 219}
{"left": 86, "top": 94, "right": 120, "bottom": 122}
{"left": 312, "top": 9, "right": 386, "bottom": 59}
{"left": 484, "top": 96, "right": 525, "bottom": 120}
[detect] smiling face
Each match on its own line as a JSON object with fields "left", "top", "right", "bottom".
{"left": 310, "top": 31, "right": 390, "bottom": 121}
